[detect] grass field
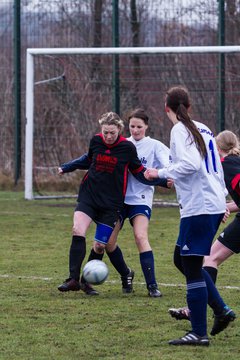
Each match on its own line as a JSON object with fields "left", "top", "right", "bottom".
{"left": 0, "top": 191, "right": 239, "bottom": 360}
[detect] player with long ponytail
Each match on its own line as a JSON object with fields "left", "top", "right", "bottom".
{"left": 145, "top": 86, "right": 236, "bottom": 346}
{"left": 166, "top": 87, "right": 207, "bottom": 158}
{"left": 169, "top": 130, "right": 239, "bottom": 325}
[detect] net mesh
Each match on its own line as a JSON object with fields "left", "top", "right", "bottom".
{"left": 30, "top": 51, "right": 240, "bottom": 198}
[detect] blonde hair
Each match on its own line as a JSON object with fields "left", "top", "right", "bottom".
{"left": 216, "top": 130, "right": 240, "bottom": 156}
{"left": 98, "top": 112, "right": 124, "bottom": 133}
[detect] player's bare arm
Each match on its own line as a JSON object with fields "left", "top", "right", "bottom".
{"left": 226, "top": 200, "right": 240, "bottom": 213}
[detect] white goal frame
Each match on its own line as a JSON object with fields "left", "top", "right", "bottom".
{"left": 25, "top": 45, "right": 240, "bottom": 200}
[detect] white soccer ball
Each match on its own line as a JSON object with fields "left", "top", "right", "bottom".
{"left": 82, "top": 260, "right": 109, "bottom": 285}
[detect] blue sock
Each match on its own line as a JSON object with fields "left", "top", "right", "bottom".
{"left": 140, "top": 251, "right": 156, "bottom": 287}
{"left": 202, "top": 268, "right": 226, "bottom": 315}
{"left": 187, "top": 279, "right": 208, "bottom": 337}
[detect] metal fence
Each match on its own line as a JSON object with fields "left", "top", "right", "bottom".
{"left": 0, "top": 0, "right": 239, "bottom": 187}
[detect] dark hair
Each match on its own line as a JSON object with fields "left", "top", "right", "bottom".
{"left": 127, "top": 108, "right": 149, "bottom": 125}
{"left": 166, "top": 86, "right": 207, "bottom": 158}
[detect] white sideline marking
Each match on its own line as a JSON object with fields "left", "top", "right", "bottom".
{"left": 0, "top": 212, "right": 70, "bottom": 217}
{"left": 0, "top": 274, "right": 52, "bottom": 281}
{"left": 1, "top": 274, "right": 240, "bottom": 290}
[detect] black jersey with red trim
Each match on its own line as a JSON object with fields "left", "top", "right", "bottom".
{"left": 221, "top": 154, "right": 240, "bottom": 212}
{"left": 78, "top": 134, "right": 144, "bottom": 210}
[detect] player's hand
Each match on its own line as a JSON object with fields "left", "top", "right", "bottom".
{"left": 226, "top": 200, "right": 239, "bottom": 213}
{"left": 58, "top": 167, "right": 64, "bottom": 175}
{"left": 222, "top": 207, "right": 230, "bottom": 223}
{"left": 167, "top": 178, "right": 174, "bottom": 188}
{"left": 144, "top": 168, "right": 159, "bottom": 180}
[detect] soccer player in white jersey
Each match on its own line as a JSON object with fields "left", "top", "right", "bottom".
{"left": 105, "top": 108, "right": 170, "bottom": 297}
{"left": 145, "top": 86, "right": 235, "bottom": 346}
{"left": 169, "top": 130, "right": 239, "bottom": 327}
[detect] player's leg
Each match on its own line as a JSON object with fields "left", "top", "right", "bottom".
{"left": 184, "top": 256, "right": 208, "bottom": 336}
{"left": 168, "top": 245, "right": 191, "bottom": 320}
{"left": 169, "top": 242, "right": 236, "bottom": 323}
{"left": 170, "top": 254, "right": 235, "bottom": 344}
{"left": 82, "top": 221, "right": 120, "bottom": 265}
{"left": 202, "top": 217, "right": 237, "bottom": 335}
{"left": 132, "top": 213, "right": 162, "bottom": 297}
{"left": 80, "top": 212, "right": 114, "bottom": 294}
{"left": 80, "top": 221, "right": 114, "bottom": 295}
{"left": 79, "top": 248, "right": 103, "bottom": 295}
{"left": 169, "top": 214, "right": 236, "bottom": 345}
{"left": 82, "top": 209, "right": 134, "bottom": 294}
{"left": 105, "top": 221, "right": 135, "bottom": 294}
{"left": 203, "top": 239, "right": 234, "bottom": 283}
{"left": 169, "top": 254, "right": 211, "bottom": 346}
{"left": 203, "top": 216, "right": 240, "bottom": 283}
{"left": 81, "top": 219, "right": 115, "bottom": 269}
{"left": 201, "top": 267, "right": 236, "bottom": 336}
{"left": 169, "top": 240, "right": 223, "bottom": 320}
{"left": 58, "top": 210, "right": 92, "bottom": 292}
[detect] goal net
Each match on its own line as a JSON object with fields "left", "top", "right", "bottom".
{"left": 25, "top": 46, "right": 240, "bottom": 200}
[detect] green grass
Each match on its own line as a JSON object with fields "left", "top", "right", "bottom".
{"left": 0, "top": 191, "right": 239, "bottom": 360}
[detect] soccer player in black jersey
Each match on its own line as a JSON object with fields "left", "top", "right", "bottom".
{"left": 57, "top": 112, "right": 168, "bottom": 294}
{"left": 74, "top": 109, "right": 171, "bottom": 297}
{"left": 204, "top": 130, "right": 240, "bottom": 284}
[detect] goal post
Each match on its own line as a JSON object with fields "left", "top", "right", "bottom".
{"left": 25, "top": 45, "right": 240, "bottom": 200}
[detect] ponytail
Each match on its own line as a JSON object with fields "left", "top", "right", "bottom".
{"left": 166, "top": 86, "right": 207, "bottom": 158}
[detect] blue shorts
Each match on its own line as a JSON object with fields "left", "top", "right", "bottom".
{"left": 177, "top": 213, "right": 224, "bottom": 256}
{"left": 120, "top": 204, "right": 152, "bottom": 228}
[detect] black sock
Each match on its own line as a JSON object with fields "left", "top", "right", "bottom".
{"left": 203, "top": 266, "right": 218, "bottom": 284}
{"left": 69, "top": 235, "right": 86, "bottom": 281}
{"left": 87, "top": 248, "right": 104, "bottom": 261}
{"left": 107, "top": 246, "right": 129, "bottom": 276}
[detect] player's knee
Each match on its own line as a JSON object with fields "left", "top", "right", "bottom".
{"left": 204, "top": 255, "right": 219, "bottom": 267}
{"left": 72, "top": 225, "right": 78, "bottom": 235}
{"left": 72, "top": 225, "right": 80, "bottom": 235}
{"left": 72, "top": 224, "right": 86, "bottom": 237}
{"left": 94, "top": 241, "right": 106, "bottom": 253}
{"left": 135, "top": 237, "right": 150, "bottom": 252}
{"left": 106, "top": 242, "right": 117, "bottom": 253}
{"left": 134, "top": 233, "right": 146, "bottom": 246}
{"left": 173, "top": 246, "right": 184, "bottom": 274}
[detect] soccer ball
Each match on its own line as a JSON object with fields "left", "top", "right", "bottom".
{"left": 82, "top": 260, "right": 109, "bottom": 285}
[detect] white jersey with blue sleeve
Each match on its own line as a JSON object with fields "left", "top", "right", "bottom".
{"left": 125, "top": 136, "right": 170, "bottom": 209}
{"left": 157, "top": 121, "right": 226, "bottom": 218}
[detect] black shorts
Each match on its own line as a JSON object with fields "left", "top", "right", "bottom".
{"left": 217, "top": 215, "right": 240, "bottom": 254}
{"left": 75, "top": 201, "right": 120, "bottom": 229}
